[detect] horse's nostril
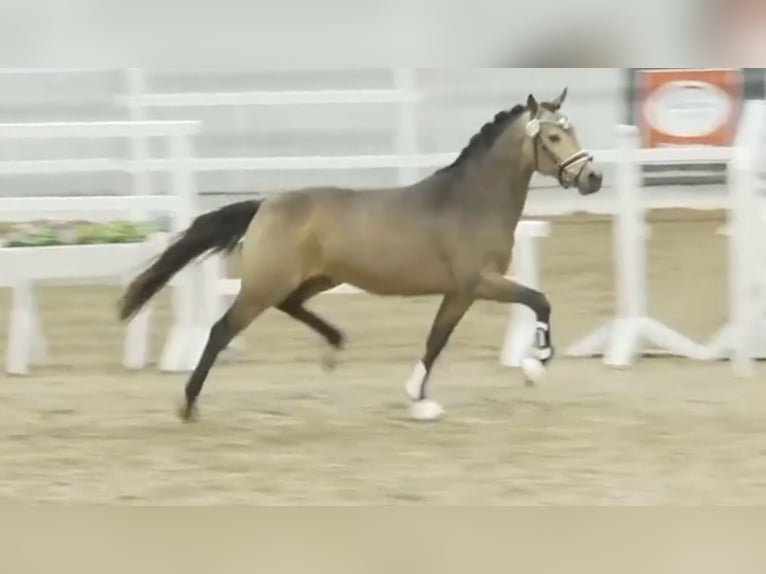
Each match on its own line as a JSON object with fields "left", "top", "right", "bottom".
{"left": 588, "top": 171, "right": 603, "bottom": 191}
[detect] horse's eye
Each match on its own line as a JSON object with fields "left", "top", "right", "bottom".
{"left": 548, "top": 133, "right": 561, "bottom": 143}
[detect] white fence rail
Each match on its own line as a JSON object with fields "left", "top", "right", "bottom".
{"left": 120, "top": 68, "right": 426, "bottom": 188}
{"left": 1, "top": 68, "right": 764, "bottom": 379}
{"left": 0, "top": 120, "right": 204, "bottom": 375}
{"left": 0, "top": 67, "right": 738, "bottom": 209}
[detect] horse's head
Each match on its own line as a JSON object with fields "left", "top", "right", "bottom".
{"left": 523, "top": 88, "right": 602, "bottom": 195}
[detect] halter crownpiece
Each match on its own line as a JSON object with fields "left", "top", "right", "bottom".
{"left": 525, "top": 119, "right": 541, "bottom": 138}
{"left": 526, "top": 116, "right": 570, "bottom": 138}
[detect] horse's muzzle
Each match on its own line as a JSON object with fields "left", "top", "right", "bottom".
{"left": 577, "top": 168, "right": 603, "bottom": 195}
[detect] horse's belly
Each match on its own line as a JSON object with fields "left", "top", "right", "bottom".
{"left": 324, "top": 240, "right": 451, "bottom": 296}
{"left": 341, "top": 267, "right": 448, "bottom": 296}
{"left": 316, "top": 198, "right": 465, "bottom": 295}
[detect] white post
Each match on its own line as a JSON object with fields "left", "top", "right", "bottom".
{"left": 729, "top": 145, "right": 758, "bottom": 376}
{"left": 122, "top": 235, "right": 165, "bottom": 371}
{"left": 6, "top": 282, "right": 47, "bottom": 375}
{"left": 500, "top": 223, "right": 550, "bottom": 367}
{"left": 123, "top": 306, "right": 152, "bottom": 370}
{"left": 28, "top": 284, "right": 48, "bottom": 367}
{"left": 615, "top": 125, "right": 646, "bottom": 321}
{"left": 167, "top": 133, "right": 197, "bottom": 231}
{"left": 704, "top": 99, "right": 766, "bottom": 371}
{"left": 393, "top": 68, "right": 418, "bottom": 186}
{"left": 604, "top": 125, "right": 646, "bottom": 365}
{"left": 160, "top": 132, "right": 206, "bottom": 372}
{"left": 125, "top": 68, "right": 151, "bottom": 220}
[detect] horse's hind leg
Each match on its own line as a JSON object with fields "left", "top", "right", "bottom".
{"left": 179, "top": 291, "right": 270, "bottom": 422}
{"left": 276, "top": 276, "right": 345, "bottom": 370}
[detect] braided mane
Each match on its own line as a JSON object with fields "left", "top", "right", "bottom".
{"left": 436, "top": 104, "right": 527, "bottom": 173}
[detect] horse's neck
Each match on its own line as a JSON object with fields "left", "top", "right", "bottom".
{"left": 417, "top": 133, "right": 534, "bottom": 223}
{"left": 465, "top": 153, "right": 534, "bottom": 224}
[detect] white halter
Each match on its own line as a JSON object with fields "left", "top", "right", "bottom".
{"left": 526, "top": 115, "right": 593, "bottom": 188}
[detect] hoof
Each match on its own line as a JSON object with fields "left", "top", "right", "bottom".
{"left": 409, "top": 399, "right": 444, "bottom": 422}
{"left": 521, "top": 356, "right": 547, "bottom": 385}
{"left": 177, "top": 400, "right": 199, "bottom": 423}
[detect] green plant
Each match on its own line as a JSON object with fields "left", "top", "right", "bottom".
{"left": 1, "top": 220, "right": 165, "bottom": 248}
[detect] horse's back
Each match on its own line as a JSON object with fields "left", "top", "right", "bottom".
{"left": 239, "top": 187, "right": 361, "bottom": 278}
{"left": 241, "top": 184, "right": 469, "bottom": 295}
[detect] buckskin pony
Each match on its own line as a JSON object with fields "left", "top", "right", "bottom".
{"left": 119, "top": 89, "right": 603, "bottom": 422}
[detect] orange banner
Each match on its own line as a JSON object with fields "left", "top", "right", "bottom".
{"left": 637, "top": 68, "right": 743, "bottom": 148}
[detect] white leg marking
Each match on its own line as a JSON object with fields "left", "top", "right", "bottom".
{"left": 521, "top": 356, "right": 547, "bottom": 384}
{"left": 405, "top": 361, "right": 427, "bottom": 401}
{"left": 405, "top": 361, "right": 444, "bottom": 421}
{"left": 409, "top": 399, "right": 445, "bottom": 421}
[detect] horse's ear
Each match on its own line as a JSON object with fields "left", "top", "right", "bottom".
{"left": 527, "top": 94, "right": 539, "bottom": 116}
{"left": 550, "top": 87, "right": 568, "bottom": 110}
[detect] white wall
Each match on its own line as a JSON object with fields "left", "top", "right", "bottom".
{"left": 414, "top": 68, "right": 624, "bottom": 190}
{"left": 0, "top": 68, "right": 627, "bottom": 197}
{"left": 0, "top": 0, "right": 704, "bottom": 68}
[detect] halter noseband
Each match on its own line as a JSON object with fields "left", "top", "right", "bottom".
{"left": 526, "top": 116, "right": 593, "bottom": 188}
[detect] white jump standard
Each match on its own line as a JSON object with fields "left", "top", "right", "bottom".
{"left": 564, "top": 125, "right": 708, "bottom": 366}
{"left": 704, "top": 100, "right": 766, "bottom": 375}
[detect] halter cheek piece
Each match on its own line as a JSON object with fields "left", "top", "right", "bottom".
{"left": 526, "top": 117, "right": 593, "bottom": 188}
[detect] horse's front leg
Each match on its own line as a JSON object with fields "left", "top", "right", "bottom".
{"left": 475, "top": 270, "right": 554, "bottom": 381}
{"left": 404, "top": 294, "right": 473, "bottom": 421}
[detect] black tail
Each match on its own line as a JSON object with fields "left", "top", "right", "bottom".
{"left": 118, "top": 199, "right": 261, "bottom": 322}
